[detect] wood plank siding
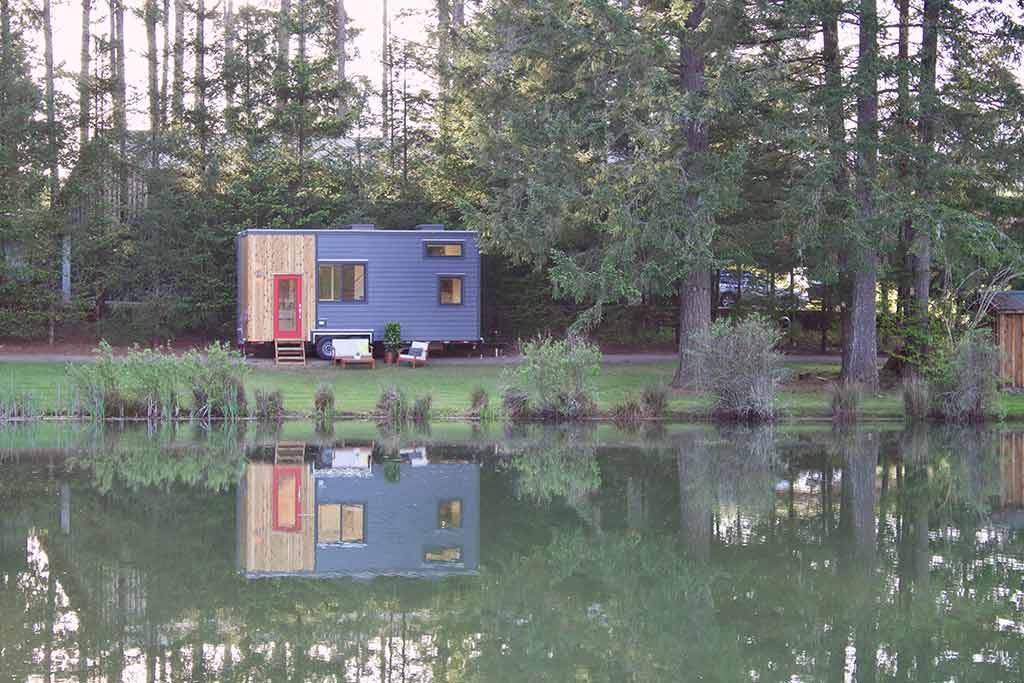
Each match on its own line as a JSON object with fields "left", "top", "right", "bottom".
{"left": 1002, "top": 431, "right": 1024, "bottom": 508}
{"left": 997, "top": 313, "right": 1024, "bottom": 387}
{"left": 239, "top": 462, "right": 315, "bottom": 574}
{"left": 238, "top": 233, "right": 316, "bottom": 343}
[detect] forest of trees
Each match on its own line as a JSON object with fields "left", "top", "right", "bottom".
{"left": 0, "top": 0, "right": 1022, "bottom": 390}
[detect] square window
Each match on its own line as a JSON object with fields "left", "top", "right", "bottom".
{"left": 424, "top": 546, "right": 462, "bottom": 563}
{"left": 439, "top": 276, "right": 463, "bottom": 305}
{"left": 319, "top": 264, "right": 366, "bottom": 302}
{"left": 318, "top": 503, "right": 365, "bottom": 543}
{"left": 438, "top": 499, "right": 462, "bottom": 529}
{"left": 425, "top": 243, "right": 463, "bottom": 257}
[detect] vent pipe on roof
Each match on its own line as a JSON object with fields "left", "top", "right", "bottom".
{"left": 415, "top": 223, "right": 445, "bottom": 230}
{"left": 348, "top": 223, "right": 375, "bottom": 230}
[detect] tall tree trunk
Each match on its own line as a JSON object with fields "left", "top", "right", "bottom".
{"left": 44, "top": 0, "right": 68, "bottom": 311}
{"left": 437, "top": 0, "right": 450, "bottom": 94}
{"left": 382, "top": 0, "right": 391, "bottom": 145}
{"left": 224, "top": 0, "right": 235, "bottom": 110}
{"left": 452, "top": 0, "right": 463, "bottom": 26}
{"left": 296, "top": 0, "right": 306, "bottom": 184}
{"left": 172, "top": 0, "right": 185, "bottom": 122}
{"left": 145, "top": 0, "right": 160, "bottom": 168}
{"left": 844, "top": 0, "right": 880, "bottom": 391}
{"left": 912, "top": 0, "right": 940, "bottom": 340}
{"left": 671, "top": 1, "right": 710, "bottom": 389}
{"left": 335, "top": 0, "right": 346, "bottom": 115}
{"left": 161, "top": 0, "right": 169, "bottom": 128}
{"left": 677, "top": 434, "right": 712, "bottom": 562}
{"left": 896, "top": 0, "right": 913, "bottom": 332}
{"left": 276, "top": 0, "right": 291, "bottom": 109}
{"left": 79, "top": 0, "right": 91, "bottom": 148}
{"left": 195, "top": 0, "right": 208, "bottom": 179}
{"left": 108, "top": 0, "right": 126, "bottom": 220}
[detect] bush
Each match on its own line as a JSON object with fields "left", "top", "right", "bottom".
{"left": 411, "top": 394, "right": 433, "bottom": 422}
{"left": 688, "top": 315, "right": 788, "bottom": 421}
{"left": 502, "top": 335, "right": 601, "bottom": 420}
{"left": 254, "top": 389, "right": 285, "bottom": 421}
{"left": 377, "top": 385, "right": 408, "bottom": 422}
{"left": 930, "top": 331, "right": 1001, "bottom": 422}
{"left": 502, "top": 387, "right": 530, "bottom": 419}
{"left": 902, "top": 375, "right": 930, "bottom": 420}
{"left": 313, "top": 383, "right": 335, "bottom": 422}
{"left": 640, "top": 384, "right": 668, "bottom": 417}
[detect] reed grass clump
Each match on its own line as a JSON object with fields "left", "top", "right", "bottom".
{"left": 313, "top": 383, "right": 335, "bottom": 422}
{"left": 829, "top": 381, "right": 862, "bottom": 423}
{"left": 0, "top": 390, "right": 37, "bottom": 421}
{"left": 377, "top": 385, "right": 408, "bottom": 422}
{"left": 67, "top": 341, "right": 249, "bottom": 420}
{"left": 254, "top": 388, "right": 285, "bottom": 421}
{"left": 640, "top": 384, "right": 669, "bottom": 418}
{"left": 411, "top": 394, "right": 433, "bottom": 422}
{"left": 902, "top": 374, "right": 931, "bottom": 420}
{"left": 502, "top": 387, "right": 530, "bottom": 419}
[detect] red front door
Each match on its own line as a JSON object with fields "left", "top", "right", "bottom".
{"left": 273, "top": 275, "right": 302, "bottom": 339}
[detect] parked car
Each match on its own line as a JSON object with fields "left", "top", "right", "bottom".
{"left": 718, "top": 270, "right": 811, "bottom": 308}
{"left": 718, "top": 271, "right": 768, "bottom": 307}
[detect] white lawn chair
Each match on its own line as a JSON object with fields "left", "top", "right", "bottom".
{"left": 398, "top": 341, "right": 429, "bottom": 368}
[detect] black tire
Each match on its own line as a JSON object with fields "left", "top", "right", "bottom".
{"left": 315, "top": 336, "right": 335, "bottom": 360}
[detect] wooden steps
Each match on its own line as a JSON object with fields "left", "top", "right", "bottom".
{"left": 275, "top": 339, "right": 306, "bottom": 366}
{"left": 275, "top": 442, "right": 307, "bottom": 464}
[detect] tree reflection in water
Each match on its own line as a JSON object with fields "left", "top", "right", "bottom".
{"left": 0, "top": 423, "right": 1021, "bottom": 681}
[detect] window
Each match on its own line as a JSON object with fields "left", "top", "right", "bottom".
{"left": 439, "top": 276, "right": 463, "bottom": 305}
{"left": 438, "top": 499, "right": 462, "bottom": 529}
{"left": 318, "top": 503, "right": 365, "bottom": 543}
{"left": 319, "top": 263, "right": 366, "bottom": 302}
{"left": 425, "top": 242, "right": 463, "bottom": 257}
{"left": 424, "top": 546, "right": 462, "bottom": 563}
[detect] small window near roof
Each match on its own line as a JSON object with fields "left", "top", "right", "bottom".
{"left": 424, "top": 546, "right": 462, "bottom": 563}
{"left": 439, "top": 276, "right": 462, "bottom": 305}
{"left": 438, "top": 499, "right": 462, "bottom": 529}
{"left": 425, "top": 243, "right": 463, "bottom": 257}
{"left": 319, "top": 264, "right": 365, "bottom": 302}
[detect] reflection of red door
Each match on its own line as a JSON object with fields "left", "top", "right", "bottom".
{"left": 273, "top": 275, "right": 302, "bottom": 339}
{"left": 272, "top": 465, "right": 302, "bottom": 532}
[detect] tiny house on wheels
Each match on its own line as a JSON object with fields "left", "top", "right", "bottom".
{"left": 236, "top": 225, "right": 481, "bottom": 359}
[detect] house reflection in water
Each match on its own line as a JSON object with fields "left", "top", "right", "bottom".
{"left": 237, "top": 442, "right": 480, "bottom": 578}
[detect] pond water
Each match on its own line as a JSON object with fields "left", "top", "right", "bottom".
{"left": 1, "top": 422, "right": 1023, "bottom": 681}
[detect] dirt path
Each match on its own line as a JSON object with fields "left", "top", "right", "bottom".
{"left": 0, "top": 348, "right": 847, "bottom": 366}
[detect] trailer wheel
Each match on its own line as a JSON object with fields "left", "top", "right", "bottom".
{"left": 315, "top": 336, "right": 335, "bottom": 360}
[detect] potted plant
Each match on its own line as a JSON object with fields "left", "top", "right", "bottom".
{"left": 383, "top": 321, "right": 402, "bottom": 364}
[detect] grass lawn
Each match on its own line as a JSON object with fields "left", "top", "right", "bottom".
{"left": 0, "top": 357, "right": 912, "bottom": 419}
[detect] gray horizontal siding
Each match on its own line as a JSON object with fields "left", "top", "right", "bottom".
{"left": 314, "top": 463, "right": 480, "bottom": 574}
{"left": 315, "top": 230, "right": 481, "bottom": 341}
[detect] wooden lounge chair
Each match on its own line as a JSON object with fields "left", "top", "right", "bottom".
{"left": 398, "top": 341, "right": 429, "bottom": 368}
